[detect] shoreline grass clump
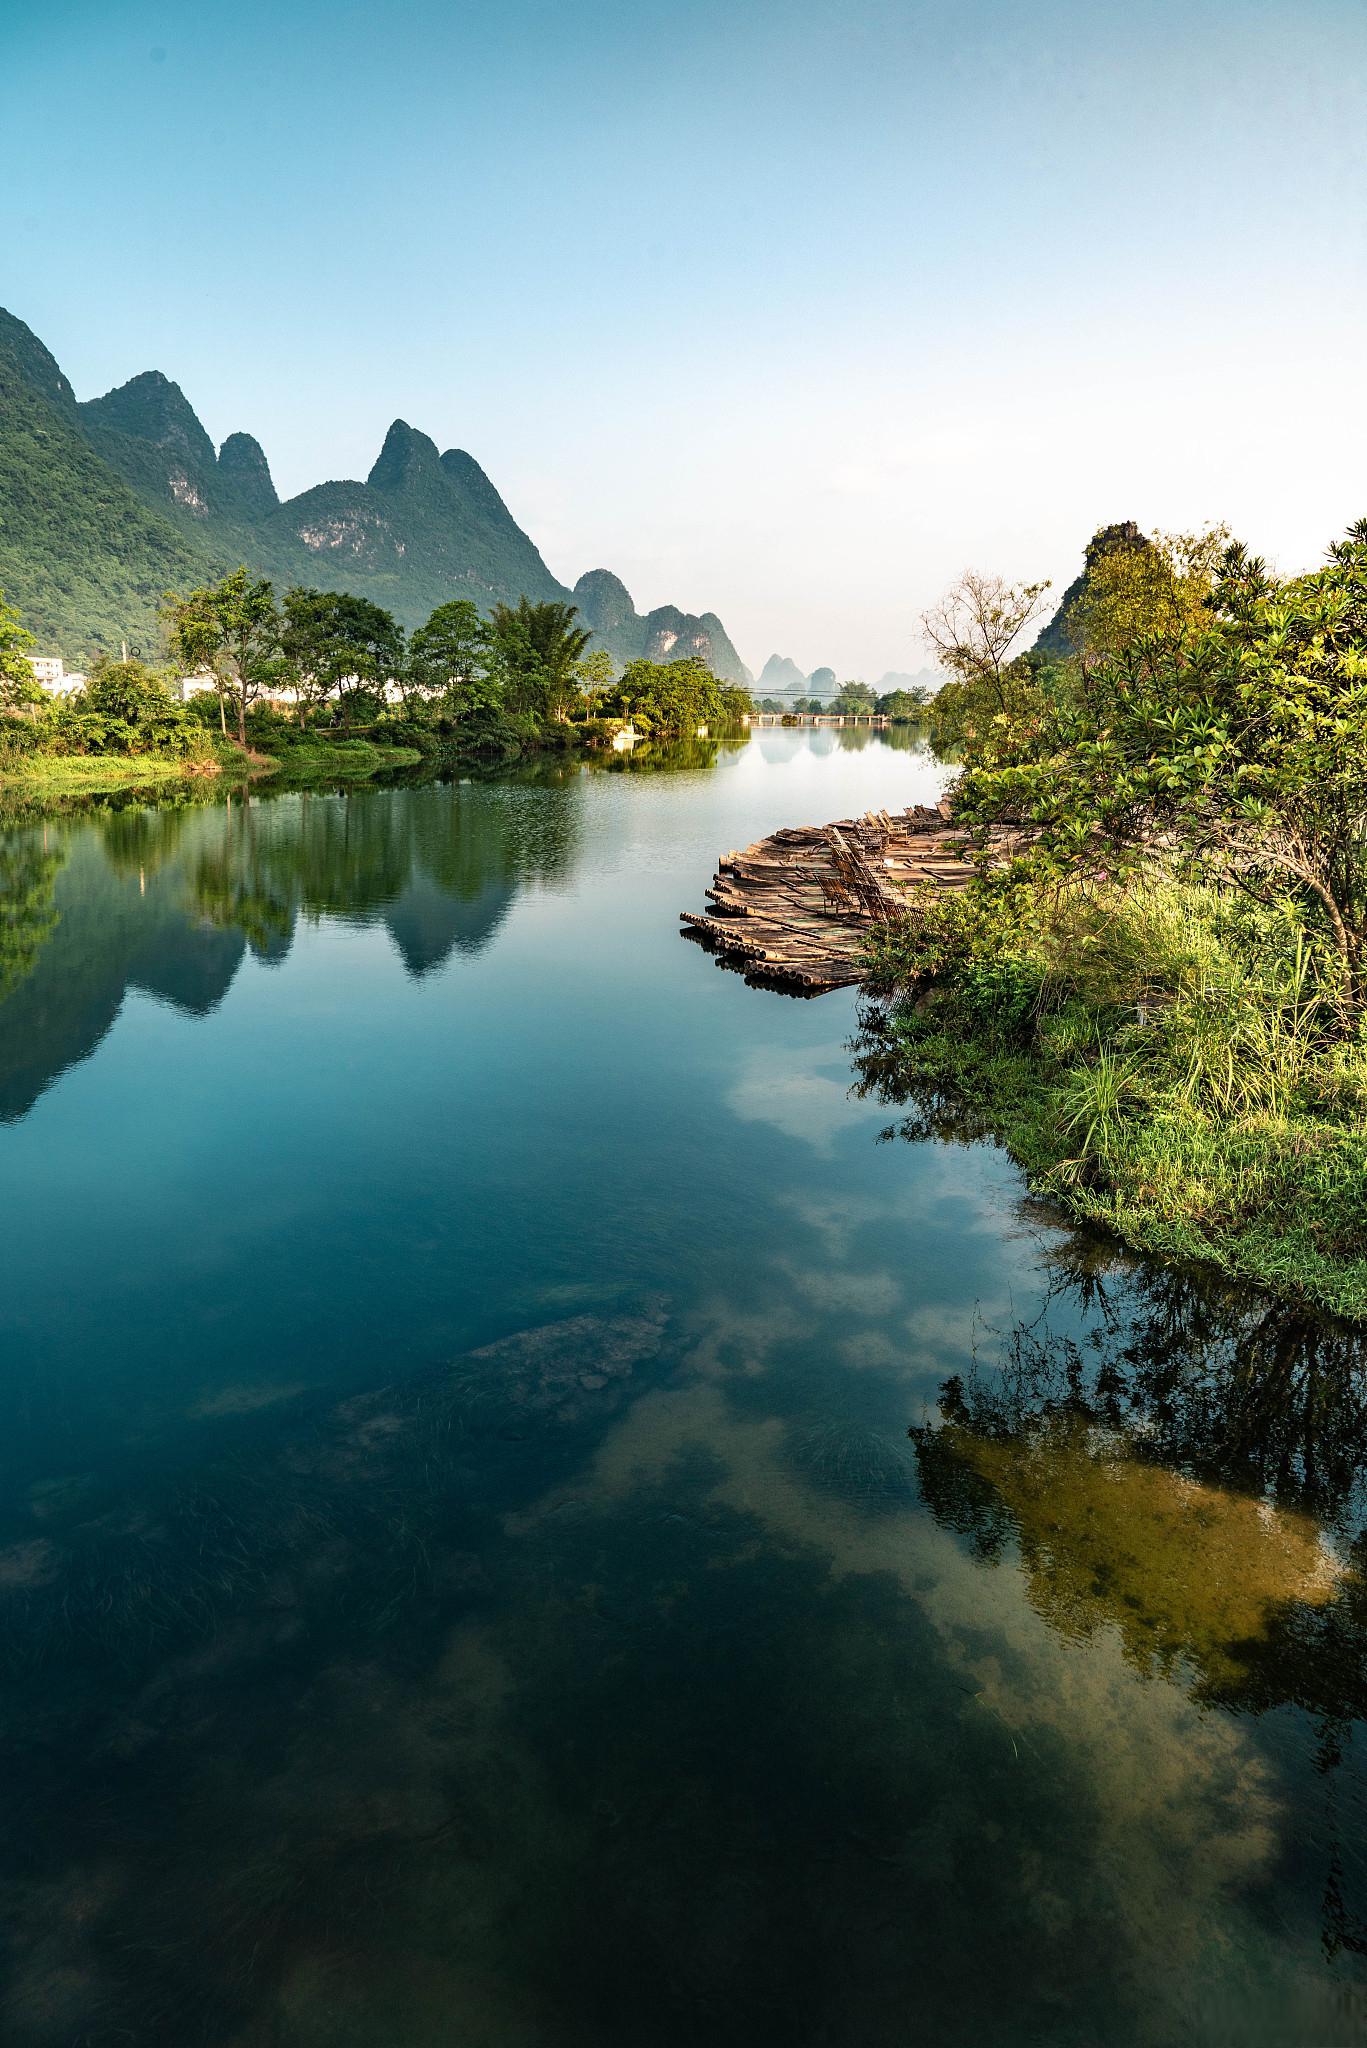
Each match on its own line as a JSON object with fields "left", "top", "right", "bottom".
{"left": 858, "top": 873, "right": 1367, "bottom": 1319}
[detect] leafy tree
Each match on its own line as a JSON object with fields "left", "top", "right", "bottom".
{"left": 922, "top": 570, "right": 1052, "bottom": 706}
{"left": 0, "top": 588, "right": 40, "bottom": 713}
{"left": 921, "top": 569, "right": 1052, "bottom": 754}
{"left": 280, "top": 588, "right": 404, "bottom": 727}
{"left": 164, "top": 568, "right": 283, "bottom": 744}
{"left": 833, "top": 679, "right": 876, "bottom": 712}
{"left": 1065, "top": 527, "right": 1229, "bottom": 680}
{"left": 406, "top": 598, "right": 488, "bottom": 717}
{"left": 759, "top": 696, "right": 785, "bottom": 714}
{"left": 878, "top": 686, "right": 931, "bottom": 718}
{"left": 601, "top": 655, "right": 751, "bottom": 734}
{"left": 485, "top": 599, "right": 590, "bottom": 723}
{"left": 956, "top": 519, "right": 1367, "bottom": 1009}
{"left": 573, "top": 647, "right": 615, "bottom": 711}
{"left": 1034, "top": 521, "right": 1151, "bottom": 658}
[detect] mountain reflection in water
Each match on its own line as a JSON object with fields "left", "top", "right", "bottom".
{"left": 0, "top": 777, "right": 579, "bottom": 1122}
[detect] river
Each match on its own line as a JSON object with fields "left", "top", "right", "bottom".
{"left": 0, "top": 729, "right": 1364, "bottom": 2045}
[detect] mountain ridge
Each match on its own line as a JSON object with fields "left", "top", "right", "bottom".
{"left": 0, "top": 307, "right": 748, "bottom": 680}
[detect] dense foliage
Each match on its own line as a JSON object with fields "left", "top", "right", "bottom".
{"left": 597, "top": 656, "right": 752, "bottom": 734}
{"left": 0, "top": 589, "right": 39, "bottom": 712}
{"left": 865, "top": 517, "right": 1367, "bottom": 1313}
{"left": 949, "top": 521, "right": 1367, "bottom": 1004}
{"left": 0, "top": 657, "right": 208, "bottom": 766}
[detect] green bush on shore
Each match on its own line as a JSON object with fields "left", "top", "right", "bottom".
{"left": 858, "top": 875, "right": 1367, "bottom": 1317}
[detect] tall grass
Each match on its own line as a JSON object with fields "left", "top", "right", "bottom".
{"left": 861, "top": 872, "right": 1367, "bottom": 1317}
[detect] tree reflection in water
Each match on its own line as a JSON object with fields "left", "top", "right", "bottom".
{"left": 908, "top": 1237, "right": 1367, "bottom": 1959}
{"left": 0, "top": 830, "right": 64, "bottom": 1002}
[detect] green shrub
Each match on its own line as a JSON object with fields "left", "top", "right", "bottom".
{"left": 860, "top": 868, "right": 1367, "bottom": 1313}
{"left": 50, "top": 659, "right": 209, "bottom": 759}
{"left": 0, "top": 713, "right": 47, "bottom": 761}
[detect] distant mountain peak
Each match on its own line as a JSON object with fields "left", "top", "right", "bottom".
{"left": 570, "top": 573, "right": 748, "bottom": 683}
{"left": 0, "top": 307, "right": 78, "bottom": 414}
{"left": 367, "top": 418, "right": 443, "bottom": 493}
{"left": 217, "top": 431, "right": 278, "bottom": 519}
{"left": 81, "top": 370, "right": 216, "bottom": 467}
{"left": 574, "top": 569, "right": 636, "bottom": 635}
{"left": 78, "top": 369, "right": 219, "bottom": 518}
{"left": 439, "top": 447, "right": 515, "bottom": 524}
{"left": 758, "top": 653, "right": 807, "bottom": 693}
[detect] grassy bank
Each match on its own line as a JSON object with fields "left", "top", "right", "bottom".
{"left": 0, "top": 752, "right": 229, "bottom": 798}
{"left": 859, "top": 877, "right": 1367, "bottom": 1320}
{"left": 0, "top": 735, "right": 422, "bottom": 798}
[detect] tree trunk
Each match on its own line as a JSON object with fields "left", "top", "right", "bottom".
{"left": 1305, "top": 874, "right": 1360, "bottom": 1017}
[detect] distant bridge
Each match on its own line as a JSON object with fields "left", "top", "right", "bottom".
{"left": 750, "top": 712, "right": 890, "bottom": 728}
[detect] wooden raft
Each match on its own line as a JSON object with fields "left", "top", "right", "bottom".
{"left": 680, "top": 803, "right": 980, "bottom": 993}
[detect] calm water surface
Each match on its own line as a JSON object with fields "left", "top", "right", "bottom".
{"left": 0, "top": 731, "right": 1365, "bottom": 2045}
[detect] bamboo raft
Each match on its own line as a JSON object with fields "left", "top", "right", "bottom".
{"left": 680, "top": 802, "right": 983, "bottom": 993}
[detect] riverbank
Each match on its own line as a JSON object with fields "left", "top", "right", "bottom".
{"left": 0, "top": 714, "right": 749, "bottom": 806}
{"left": 858, "top": 877, "right": 1367, "bottom": 1320}
{"left": 0, "top": 752, "right": 237, "bottom": 798}
{"left": 0, "top": 735, "right": 424, "bottom": 799}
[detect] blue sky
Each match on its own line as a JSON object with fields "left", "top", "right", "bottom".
{"left": 5, "top": 0, "right": 1366, "bottom": 675}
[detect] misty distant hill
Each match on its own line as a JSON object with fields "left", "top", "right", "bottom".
{"left": 756, "top": 653, "right": 809, "bottom": 695}
{"left": 755, "top": 659, "right": 942, "bottom": 701}
{"left": 571, "top": 568, "right": 748, "bottom": 685}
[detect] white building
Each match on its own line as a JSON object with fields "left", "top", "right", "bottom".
{"left": 27, "top": 656, "right": 86, "bottom": 697}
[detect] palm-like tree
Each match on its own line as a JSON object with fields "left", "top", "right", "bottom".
{"left": 487, "top": 599, "right": 590, "bottom": 720}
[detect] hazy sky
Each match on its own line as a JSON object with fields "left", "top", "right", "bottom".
{"left": 6, "top": 0, "right": 1366, "bottom": 677}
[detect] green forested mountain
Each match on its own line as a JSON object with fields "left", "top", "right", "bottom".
{"left": 0, "top": 308, "right": 748, "bottom": 675}
{"left": 572, "top": 568, "right": 749, "bottom": 684}
{"left": 0, "top": 313, "right": 217, "bottom": 657}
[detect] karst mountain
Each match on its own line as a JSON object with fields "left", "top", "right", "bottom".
{"left": 0, "top": 308, "right": 748, "bottom": 681}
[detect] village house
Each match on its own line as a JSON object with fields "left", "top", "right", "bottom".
{"left": 26, "top": 655, "right": 87, "bottom": 696}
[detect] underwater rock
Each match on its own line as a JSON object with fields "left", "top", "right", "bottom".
{"left": 326, "top": 1303, "right": 671, "bottom": 1462}
{"left": 0, "top": 1304, "right": 673, "bottom": 1684}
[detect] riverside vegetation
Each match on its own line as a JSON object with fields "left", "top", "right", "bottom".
{"left": 857, "top": 518, "right": 1367, "bottom": 1318}
{"left": 0, "top": 572, "right": 753, "bottom": 795}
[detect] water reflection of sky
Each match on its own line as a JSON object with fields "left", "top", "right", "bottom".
{"left": 0, "top": 736, "right": 1363, "bottom": 2044}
